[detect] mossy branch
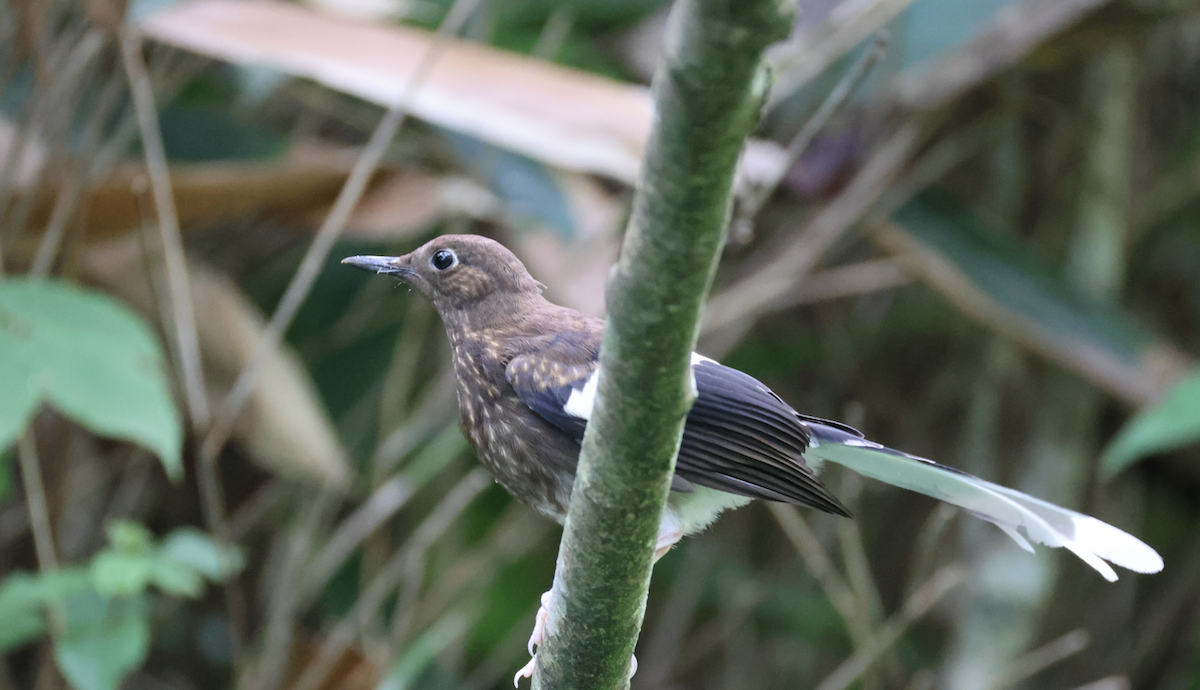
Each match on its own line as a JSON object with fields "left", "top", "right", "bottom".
{"left": 531, "top": 2, "right": 795, "bottom": 688}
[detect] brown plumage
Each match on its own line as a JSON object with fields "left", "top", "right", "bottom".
{"left": 342, "top": 234, "right": 1162, "bottom": 589}
{"left": 341, "top": 234, "right": 849, "bottom": 530}
{"left": 344, "top": 234, "right": 1163, "bottom": 685}
{"left": 350, "top": 236, "right": 602, "bottom": 517}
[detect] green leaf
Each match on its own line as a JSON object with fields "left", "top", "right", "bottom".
{"left": 1102, "top": 368, "right": 1200, "bottom": 476}
{"left": 0, "top": 569, "right": 94, "bottom": 612}
{"left": 0, "top": 569, "right": 92, "bottom": 653}
{"left": 158, "top": 528, "right": 244, "bottom": 581}
{"left": 106, "top": 521, "right": 154, "bottom": 555}
{"left": 0, "top": 280, "right": 182, "bottom": 480}
{"left": 147, "top": 559, "right": 204, "bottom": 597}
{"left": 89, "top": 552, "right": 153, "bottom": 597}
{"left": 54, "top": 592, "right": 150, "bottom": 690}
{"left": 893, "top": 193, "right": 1149, "bottom": 363}
{"left": 886, "top": 192, "right": 1174, "bottom": 407}
{"left": 0, "top": 607, "right": 45, "bottom": 652}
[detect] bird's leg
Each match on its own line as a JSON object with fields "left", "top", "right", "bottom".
{"left": 513, "top": 526, "right": 681, "bottom": 686}
{"left": 654, "top": 521, "right": 684, "bottom": 562}
{"left": 514, "top": 590, "right": 552, "bottom": 686}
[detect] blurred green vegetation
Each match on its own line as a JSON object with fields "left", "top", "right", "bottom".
{"left": 2, "top": 0, "right": 1200, "bottom": 689}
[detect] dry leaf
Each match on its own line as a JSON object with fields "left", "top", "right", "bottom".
{"left": 21, "top": 142, "right": 360, "bottom": 240}
{"left": 140, "top": 0, "right": 654, "bottom": 183}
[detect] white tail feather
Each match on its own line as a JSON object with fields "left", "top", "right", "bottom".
{"left": 803, "top": 425, "right": 1163, "bottom": 581}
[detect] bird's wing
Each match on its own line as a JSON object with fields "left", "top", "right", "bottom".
{"left": 683, "top": 356, "right": 851, "bottom": 515}
{"left": 507, "top": 351, "right": 849, "bottom": 513}
{"left": 505, "top": 349, "right": 694, "bottom": 493}
{"left": 800, "top": 421, "right": 1164, "bottom": 581}
{"left": 509, "top": 350, "right": 1162, "bottom": 581}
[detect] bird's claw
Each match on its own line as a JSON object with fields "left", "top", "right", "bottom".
{"left": 513, "top": 657, "right": 536, "bottom": 688}
{"left": 527, "top": 591, "right": 551, "bottom": 655}
{"left": 513, "top": 591, "right": 636, "bottom": 686}
{"left": 516, "top": 591, "right": 553, "bottom": 687}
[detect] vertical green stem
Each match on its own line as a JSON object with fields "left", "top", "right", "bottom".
{"left": 531, "top": 2, "right": 794, "bottom": 689}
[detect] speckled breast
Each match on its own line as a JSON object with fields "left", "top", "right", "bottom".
{"left": 450, "top": 334, "right": 578, "bottom": 520}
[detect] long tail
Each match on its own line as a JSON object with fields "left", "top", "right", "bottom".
{"left": 800, "top": 421, "right": 1163, "bottom": 581}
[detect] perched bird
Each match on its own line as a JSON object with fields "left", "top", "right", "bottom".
{"left": 344, "top": 234, "right": 1163, "bottom": 678}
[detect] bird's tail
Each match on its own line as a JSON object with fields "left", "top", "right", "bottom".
{"left": 801, "top": 421, "right": 1164, "bottom": 581}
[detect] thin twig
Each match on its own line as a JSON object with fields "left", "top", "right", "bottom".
{"left": 835, "top": 475, "right": 898, "bottom": 689}
{"left": 229, "top": 481, "right": 288, "bottom": 541}
{"left": 120, "top": 26, "right": 245, "bottom": 658}
{"left": 247, "top": 487, "right": 339, "bottom": 690}
{"left": 17, "top": 430, "right": 58, "bottom": 571}
{"left": 4, "top": 28, "right": 106, "bottom": 239}
{"left": 389, "top": 475, "right": 495, "bottom": 648}
{"left": 983, "top": 629, "right": 1090, "bottom": 690}
{"left": 288, "top": 469, "right": 491, "bottom": 690}
{"left": 200, "top": 0, "right": 484, "bottom": 468}
{"left": 373, "top": 367, "right": 459, "bottom": 474}
{"left": 407, "top": 505, "right": 550, "bottom": 634}
{"left": 702, "top": 120, "right": 924, "bottom": 343}
{"left": 532, "top": 6, "right": 575, "bottom": 61}
{"left": 767, "top": 504, "right": 866, "bottom": 643}
{"left": 766, "top": 0, "right": 915, "bottom": 111}
{"left": 377, "top": 298, "right": 433, "bottom": 428}
{"left": 740, "top": 33, "right": 888, "bottom": 221}
{"left": 638, "top": 544, "right": 717, "bottom": 688}
{"left": 0, "top": 18, "right": 88, "bottom": 234}
{"left": 30, "top": 68, "right": 126, "bottom": 278}
{"left": 786, "top": 257, "right": 912, "bottom": 305}
{"left": 462, "top": 598, "right": 543, "bottom": 690}
{"left": 1067, "top": 677, "right": 1130, "bottom": 690}
{"left": 814, "top": 565, "right": 965, "bottom": 690}
{"left": 904, "top": 503, "right": 957, "bottom": 599}
{"left": 300, "top": 474, "right": 416, "bottom": 604}
{"left": 119, "top": 28, "right": 211, "bottom": 433}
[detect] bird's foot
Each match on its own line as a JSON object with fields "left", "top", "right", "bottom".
{"left": 528, "top": 591, "right": 551, "bottom": 655}
{"left": 512, "top": 592, "right": 638, "bottom": 686}
{"left": 654, "top": 524, "right": 684, "bottom": 563}
{"left": 515, "top": 653, "right": 637, "bottom": 686}
{"left": 513, "top": 657, "right": 536, "bottom": 688}
{"left": 514, "top": 591, "right": 553, "bottom": 687}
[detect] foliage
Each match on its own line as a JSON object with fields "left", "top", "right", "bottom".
{"left": 1102, "top": 367, "right": 1200, "bottom": 476}
{"left": 3, "top": 0, "right": 1200, "bottom": 689}
{"left": 0, "top": 522, "right": 241, "bottom": 690}
{"left": 0, "top": 280, "right": 182, "bottom": 479}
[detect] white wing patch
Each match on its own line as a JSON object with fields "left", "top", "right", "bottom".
{"left": 804, "top": 437, "right": 1164, "bottom": 581}
{"left": 563, "top": 353, "right": 720, "bottom": 421}
{"left": 563, "top": 369, "right": 600, "bottom": 420}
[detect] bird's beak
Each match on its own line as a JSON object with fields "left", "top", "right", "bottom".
{"left": 341, "top": 254, "right": 413, "bottom": 278}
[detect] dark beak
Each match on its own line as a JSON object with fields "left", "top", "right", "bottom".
{"left": 341, "top": 255, "right": 412, "bottom": 277}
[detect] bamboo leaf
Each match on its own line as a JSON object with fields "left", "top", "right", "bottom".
{"left": 880, "top": 192, "right": 1188, "bottom": 407}
{"left": 1102, "top": 367, "right": 1200, "bottom": 476}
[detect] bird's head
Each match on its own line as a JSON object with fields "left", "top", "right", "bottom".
{"left": 342, "top": 234, "right": 544, "bottom": 319}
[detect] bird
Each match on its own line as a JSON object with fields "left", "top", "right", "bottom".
{"left": 343, "top": 234, "right": 1163, "bottom": 681}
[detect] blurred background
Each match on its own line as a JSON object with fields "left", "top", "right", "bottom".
{"left": 1, "top": 0, "right": 1199, "bottom": 688}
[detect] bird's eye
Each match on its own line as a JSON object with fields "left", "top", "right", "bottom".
{"left": 430, "top": 249, "right": 457, "bottom": 271}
